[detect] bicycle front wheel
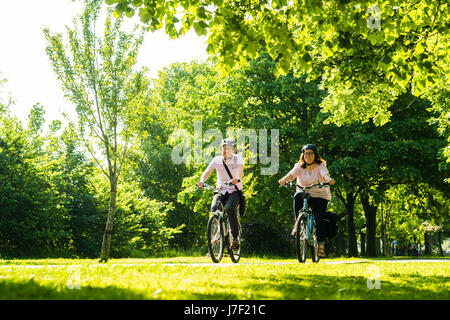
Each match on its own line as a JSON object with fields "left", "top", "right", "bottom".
{"left": 207, "top": 214, "right": 224, "bottom": 263}
{"left": 229, "top": 221, "right": 242, "bottom": 263}
{"left": 295, "top": 214, "right": 308, "bottom": 263}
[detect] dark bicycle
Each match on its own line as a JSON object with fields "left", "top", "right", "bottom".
{"left": 200, "top": 182, "right": 242, "bottom": 263}
{"left": 282, "top": 182, "right": 331, "bottom": 263}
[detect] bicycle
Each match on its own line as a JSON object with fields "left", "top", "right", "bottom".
{"left": 199, "top": 182, "right": 242, "bottom": 263}
{"left": 281, "top": 182, "right": 331, "bottom": 263}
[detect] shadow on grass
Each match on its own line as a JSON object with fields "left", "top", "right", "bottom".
{"left": 366, "top": 256, "right": 450, "bottom": 261}
{"left": 232, "top": 274, "right": 450, "bottom": 300}
{"left": 1, "top": 270, "right": 448, "bottom": 300}
{"left": 0, "top": 278, "right": 244, "bottom": 300}
{"left": 0, "top": 279, "right": 148, "bottom": 300}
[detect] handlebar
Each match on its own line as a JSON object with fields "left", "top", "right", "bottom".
{"left": 281, "top": 182, "right": 331, "bottom": 190}
{"left": 198, "top": 181, "right": 235, "bottom": 192}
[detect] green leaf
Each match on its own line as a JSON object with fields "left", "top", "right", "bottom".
{"left": 125, "top": 7, "right": 135, "bottom": 18}
{"left": 196, "top": 7, "right": 207, "bottom": 19}
{"left": 426, "top": 75, "right": 436, "bottom": 84}
{"left": 415, "top": 78, "right": 427, "bottom": 93}
{"left": 382, "top": 55, "right": 392, "bottom": 64}
{"left": 115, "top": 3, "right": 128, "bottom": 15}
{"left": 386, "top": 34, "right": 396, "bottom": 45}
{"left": 131, "top": 0, "right": 143, "bottom": 7}
{"left": 415, "top": 41, "right": 424, "bottom": 55}
{"left": 272, "top": 0, "right": 287, "bottom": 9}
{"left": 138, "top": 8, "right": 151, "bottom": 23}
{"left": 302, "top": 52, "right": 312, "bottom": 62}
{"left": 193, "top": 21, "right": 208, "bottom": 36}
{"left": 150, "top": 17, "right": 162, "bottom": 31}
{"left": 113, "top": 10, "right": 121, "bottom": 18}
{"left": 422, "top": 61, "right": 433, "bottom": 71}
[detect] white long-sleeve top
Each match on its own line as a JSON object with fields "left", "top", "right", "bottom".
{"left": 201, "top": 154, "right": 244, "bottom": 195}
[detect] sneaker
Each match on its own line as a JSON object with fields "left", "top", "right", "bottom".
{"left": 318, "top": 244, "right": 326, "bottom": 257}
{"left": 232, "top": 237, "right": 240, "bottom": 249}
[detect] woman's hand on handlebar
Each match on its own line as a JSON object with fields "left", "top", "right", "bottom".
{"left": 230, "top": 178, "right": 240, "bottom": 185}
{"left": 278, "top": 179, "right": 286, "bottom": 186}
{"left": 197, "top": 181, "right": 204, "bottom": 189}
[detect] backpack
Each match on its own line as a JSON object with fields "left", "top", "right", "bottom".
{"left": 323, "top": 211, "right": 338, "bottom": 240}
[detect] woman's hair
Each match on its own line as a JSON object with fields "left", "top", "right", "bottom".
{"left": 299, "top": 148, "right": 325, "bottom": 168}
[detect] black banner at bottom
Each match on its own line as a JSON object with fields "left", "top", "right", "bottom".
{"left": 1, "top": 300, "right": 445, "bottom": 318}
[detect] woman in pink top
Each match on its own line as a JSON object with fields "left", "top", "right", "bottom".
{"left": 278, "top": 144, "right": 335, "bottom": 257}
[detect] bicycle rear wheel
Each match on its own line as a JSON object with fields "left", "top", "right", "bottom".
{"left": 310, "top": 221, "right": 320, "bottom": 263}
{"left": 310, "top": 239, "right": 320, "bottom": 263}
{"left": 207, "top": 214, "right": 224, "bottom": 263}
{"left": 295, "top": 214, "right": 308, "bottom": 263}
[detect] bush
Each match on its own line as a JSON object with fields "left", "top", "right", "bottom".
{"left": 243, "top": 221, "right": 293, "bottom": 257}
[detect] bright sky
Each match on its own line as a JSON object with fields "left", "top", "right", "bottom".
{"left": 0, "top": 0, "right": 208, "bottom": 126}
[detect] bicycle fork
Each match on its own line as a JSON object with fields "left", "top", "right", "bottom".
{"left": 218, "top": 212, "right": 232, "bottom": 247}
{"left": 303, "top": 198, "right": 316, "bottom": 243}
{"left": 223, "top": 220, "right": 233, "bottom": 247}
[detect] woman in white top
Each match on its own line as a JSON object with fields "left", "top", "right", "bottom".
{"left": 278, "top": 144, "right": 335, "bottom": 257}
{"left": 197, "top": 139, "right": 244, "bottom": 249}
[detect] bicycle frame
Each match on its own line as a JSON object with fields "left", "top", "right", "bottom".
{"left": 287, "top": 182, "right": 331, "bottom": 243}
{"left": 202, "top": 182, "right": 241, "bottom": 263}
{"left": 212, "top": 203, "right": 230, "bottom": 241}
{"left": 282, "top": 181, "right": 330, "bottom": 263}
{"left": 298, "top": 198, "right": 316, "bottom": 244}
{"left": 205, "top": 183, "right": 229, "bottom": 226}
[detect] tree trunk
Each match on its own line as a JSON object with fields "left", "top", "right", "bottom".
{"left": 360, "top": 231, "right": 366, "bottom": 256}
{"left": 335, "top": 233, "right": 343, "bottom": 256}
{"left": 342, "top": 234, "right": 347, "bottom": 257}
{"left": 99, "top": 179, "right": 117, "bottom": 262}
{"left": 383, "top": 236, "right": 391, "bottom": 257}
{"left": 424, "top": 232, "right": 433, "bottom": 255}
{"left": 346, "top": 193, "right": 358, "bottom": 257}
{"left": 360, "top": 193, "right": 377, "bottom": 257}
{"left": 376, "top": 237, "right": 382, "bottom": 256}
{"left": 438, "top": 230, "right": 444, "bottom": 256}
{"left": 380, "top": 217, "right": 387, "bottom": 256}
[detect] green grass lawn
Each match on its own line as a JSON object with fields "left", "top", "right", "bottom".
{"left": 0, "top": 256, "right": 448, "bottom": 300}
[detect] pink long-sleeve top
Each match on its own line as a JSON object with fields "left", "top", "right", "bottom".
{"left": 202, "top": 154, "right": 244, "bottom": 195}
{"left": 288, "top": 161, "right": 332, "bottom": 200}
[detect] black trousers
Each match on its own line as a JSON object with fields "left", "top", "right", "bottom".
{"left": 293, "top": 192, "right": 328, "bottom": 244}
{"left": 211, "top": 191, "right": 240, "bottom": 238}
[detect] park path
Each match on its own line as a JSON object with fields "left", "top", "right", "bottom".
{"left": 0, "top": 259, "right": 448, "bottom": 269}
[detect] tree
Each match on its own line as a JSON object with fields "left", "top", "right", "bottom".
{"left": 49, "top": 123, "right": 102, "bottom": 257}
{"left": 135, "top": 52, "right": 325, "bottom": 254}
{"left": 381, "top": 184, "right": 449, "bottom": 256}
{"left": 105, "top": 1, "right": 448, "bottom": 135}
{"left": 309, "top": 92, "right": 448, "bottom": 257}
{"left": 44, "top": 0, "right": 148, "bottom": 262}
{"left": 0, "top": 103, "right": 67, "bottom": 256}
{"left": 334, "top": 185, "right": 360, "bottom": 257}
{"left": 132, "top": 61, "right": 215, "bottom": 250}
